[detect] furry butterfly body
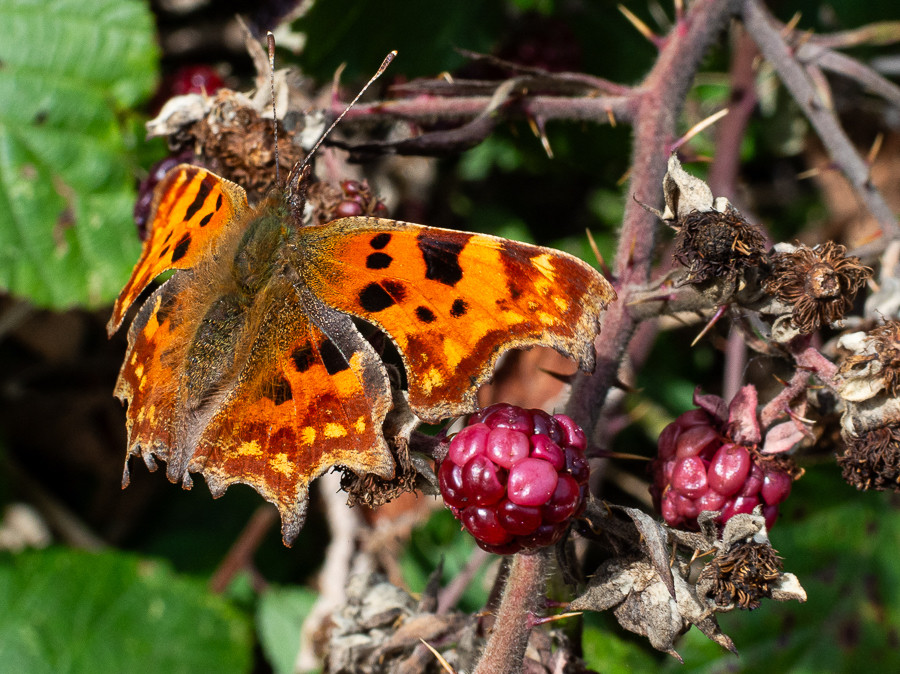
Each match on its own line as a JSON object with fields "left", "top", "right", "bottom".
{"left": 109, "top": 164, "right": 615, "bottom": 543}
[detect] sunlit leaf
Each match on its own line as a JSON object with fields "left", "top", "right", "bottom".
{"left": 0, "top": 0, "right": 157, "bottom": 308}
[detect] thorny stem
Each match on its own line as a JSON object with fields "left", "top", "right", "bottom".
{"left": 568, "top": 0, "right": 743, "bottom": 439}
{"left": 474, "top": 551, "right": 547, "bottom": 674}
{"left": 742, "top": 0, "right": 899, "bottom": 241}
{"left": 759, "top": 342, "right": 839, "bottom": 428}
{"left": 340, "top": 93, "right": 636, "bottom": 127}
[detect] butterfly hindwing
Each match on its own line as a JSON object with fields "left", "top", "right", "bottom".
{"left": 108, "top": 165, "right": 249, "bottom": 335}
{"left": 298, "top": 216, "right": 616, "bottom": 422}
{"left": 175, "top": 283, "right": 393, "bottom": 543}
{"left": 116, "top": 270, "right": 198, "bottom": 484}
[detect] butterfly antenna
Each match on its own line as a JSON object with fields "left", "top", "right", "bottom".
{"left": 267, "top": 31, "right": 280, "bottom": 186}
{"left": 299, "top": 50, "right": 397, "bottom": 171}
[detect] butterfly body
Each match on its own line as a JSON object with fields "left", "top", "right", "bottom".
{"left": 110, "top": 164, "right": 615, "bottom": 543}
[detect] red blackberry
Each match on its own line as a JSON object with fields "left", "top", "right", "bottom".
{"left": 438, "top": 404, "right": 589, "bottom": 554}
{"left": 163, "top": 65, "right": 225, "bottom": 98}
{"left": 650, "top": 397, "right": 795, "bottom": 531}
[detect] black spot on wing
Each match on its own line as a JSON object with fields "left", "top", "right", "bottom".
{"left": 198, "top": 212, "right": 214, "bottom": 227}
{"left": 291, "top": 345, "right": 313, "bottom": 372}
{"left": 370, "top": 233, "right": 391, "bottom": 249}
{"left": 319, "top": 339, "right": 350, "bottom": 375}
{"left": 184, "top": 173, "right": 215, "bottom": 221}
{"left": 415, "top": 306, "right": 436, "bottom": 323}
{"left": 216, "top": 194, "right": 223, "bottom": 210}
{"left": 450, "top": 299, "right": 468, "bottom": 317}
{"left": 171, "top": 233, "right": 192, "bottom": 263}
{"left": 366, "top": 252, "right": 392, "bottom": 270}
{"left": 359, "top": 280, "right": 408, "bottom": 314}
{"left": 417, "top": 232, "right": 470, "bottom": 287}
{"left": 359, "top": 282, "right": 397, "bottom": 312}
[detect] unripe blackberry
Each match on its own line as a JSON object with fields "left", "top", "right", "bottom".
{"left": 650, "top": 406, "right": 795, "bottom": 530}
{"left": 439, "top": 404, "right": 589, "bottom": 554}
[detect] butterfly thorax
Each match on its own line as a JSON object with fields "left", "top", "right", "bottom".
{"left": 232, "top": 202, "right": 294, "bottom": 296}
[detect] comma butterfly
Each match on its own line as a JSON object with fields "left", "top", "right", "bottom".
{"left": 108, "top": 54, "right": 616, "bottom": 545}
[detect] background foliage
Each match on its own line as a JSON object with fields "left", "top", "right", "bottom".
{"left": 1, "top": 0, "right": 899, "bottom": 671}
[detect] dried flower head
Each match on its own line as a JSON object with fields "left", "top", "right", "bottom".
{"left": 187, "top": 96, "right": 304, "bottom": 203}
{"left": 697, "top": 540, "right": 784, "bottom": 610}
{"left": 763, "top": 242, "right": 871, "bottom": 334}
{"left": 837, "top": 426, "right": 900, "bottom": 491}
{"left": 673, "top": 207, "right": 767, "bottom": 284}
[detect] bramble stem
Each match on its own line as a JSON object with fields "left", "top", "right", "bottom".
{"left": 473, "top": 551, "right": 547, "bottom": 674}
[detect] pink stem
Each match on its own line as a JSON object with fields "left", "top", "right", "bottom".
{"left": 474, "top": 551, "right": 547, "bottom": 674}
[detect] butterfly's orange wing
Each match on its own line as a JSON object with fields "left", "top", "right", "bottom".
{"left": 298, "top": 217, "right": 616, "bottom": 423}
{"left": 185, "top": 286, "right": 394, "bottom": 542}
{"left": 115, "top": 263, "right": 394, "bottom": 543}
{"left": 107, "top": 165, "right": 249, "bottom": 335}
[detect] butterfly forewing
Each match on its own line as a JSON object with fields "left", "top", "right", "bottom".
{"left": 108, "top": 166, "right": 249, "bottom": 335}
{"left": 298, "top": 216, "right": 616, "bottom": 423}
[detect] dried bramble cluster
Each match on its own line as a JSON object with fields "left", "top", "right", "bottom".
{"left": 184, "top": 98, "right": 305, "bottom": 202}
{"left": 673, "top": 207, "right": 767, "bottom": 284}
{"left": 697, "top": 540, "right": 784, "bottom": 610}
{"left": 763, "top": 242, "right": 871, "bottom": 334}
{"left": 438, "top": 404, "right": 590, "bottom": 554}
{"left": 837, "top": 426, "right": 900, "bottom": 491}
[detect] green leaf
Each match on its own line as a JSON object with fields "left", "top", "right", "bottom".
{"left": 257, "top": 585, "right": 318, "bottom": 674}
{"left": 0, "top": 548, "right": 253, "bottom": 674}
{"left": 0, "top": 0, "right": 158, "bottom": 308}
{"left": 582, "top": 619, "right": 659, "bottom": 672}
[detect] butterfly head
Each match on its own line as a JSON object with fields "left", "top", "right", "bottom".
{"left": 286, "top": 161, "right": 313, "bottom": 224}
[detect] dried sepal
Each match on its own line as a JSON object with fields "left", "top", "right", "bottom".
{"left": 837, "top": 426, "right": 900, "bottom": 491}
{"left": 569, "top": 557, "right": 736, "bottom": 660}
{"left": 762, "top": 242, "right": 872, "bottom": 334}
{"left": 647, "top": 156, "right": 766, "bottom": 285}
{"left": 659, "top": 154, "right": 730, "bottom": 220}
{"left": 837, "top": 322, "right": 900, "bottom": 402}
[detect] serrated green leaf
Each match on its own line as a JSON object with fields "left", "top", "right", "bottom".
{"left": 0, "top": 548, "right": 253, "bottom": 674}
{"left": 257, "top": 585, "right": 318, "bottom": 674}
{"left": 0, "top": 0, "right": 158, "bottom": 308}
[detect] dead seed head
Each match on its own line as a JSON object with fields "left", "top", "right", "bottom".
{"left": 698, "top": 541, "right": 784, "bottom": 610}
{"left": 837, "top": 426, "right": 900, "bottom": 492}
{"left": 763, "top": 242, "right": 871, "bottom": 334}
{"left": 673, "top": 207, "right": 766, "bottom": 284}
